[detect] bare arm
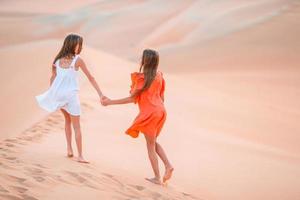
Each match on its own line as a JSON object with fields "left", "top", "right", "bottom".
{"left": 106, "top": 96, "right": 135, "bottom": 105}
{"left": 77, "top": 58, "right": 103, "bottom": 98}
{"left": 50, "top": 64, "right": 56, "bottom": 86}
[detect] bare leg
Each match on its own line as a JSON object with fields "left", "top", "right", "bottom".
{"left": 144, "top": 134, "right": 161, "bottom": 185}
{"left": 61, "top": 109, "right": 73, "bottom": 157}
{"left": 156, "top": 142, "right": 174, "bottom": 183}
{"left": 70, "top": 115, "right": 89, "bottom": 163}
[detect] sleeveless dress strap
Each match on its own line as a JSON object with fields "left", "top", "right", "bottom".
{"left": 70, "top": 55, "right": 79, "bottom": 68}
{"left": 55, "top": 59, "right": 60, "bottom": 67}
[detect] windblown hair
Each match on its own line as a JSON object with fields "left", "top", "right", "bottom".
{"left": 53, "top": 33, "right": 83, "bottom": 64}
{"left": 134, "top": 49, "right": 159, "bottom": 97}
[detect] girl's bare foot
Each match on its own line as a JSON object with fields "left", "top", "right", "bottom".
{"left": 67, "top": 153, "right": 73, "bottom": 158}
{"left": 145, "top": 177, "right": 162, "bottom": 185}
{"left": 163, "top": 167, "right": 174, "bottom": 183}
{"left": 67, "top": 148, "right": 73, "bottom": 157}
{"left": 67, "top": 151, "right": 73, "bottom": 157}
{"left": 76, "top": 156, "right": 89, "bottom": 164}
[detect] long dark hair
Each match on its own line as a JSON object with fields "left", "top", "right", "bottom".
{"left": 53, "top": 33, "right": 83, "bottom": 64}
{"left": 134, "top": 49, "right": 159, "bottom": 97}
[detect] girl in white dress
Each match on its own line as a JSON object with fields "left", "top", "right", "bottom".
{"left": 36, "top": 33, "right": 104, "bottom": 163}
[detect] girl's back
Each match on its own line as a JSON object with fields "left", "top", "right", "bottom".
{"left": 131, "top": 71, "right": 165, "bottom": 110}
{"left": 53, "top": 55, "right": 80, "bottom": 93}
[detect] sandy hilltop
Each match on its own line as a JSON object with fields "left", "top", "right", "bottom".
{"left": 1, "top": 0, "right": 300, "bottom": 200}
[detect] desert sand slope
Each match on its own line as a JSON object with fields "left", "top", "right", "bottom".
{"left": 0, "top": 40, "right": 200, "bottom": 200}
{"left": 157, "top": 2, "right": 300, "bottom": 155}
{"left": 159, "top": 1, "right": 300, "bottom": 72}
{"left": 1, "top": 40, "right": 300, "bottom": 200}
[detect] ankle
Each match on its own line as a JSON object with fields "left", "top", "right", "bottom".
{"left": 165, "top": 164, "right": 173, "bottom": 169}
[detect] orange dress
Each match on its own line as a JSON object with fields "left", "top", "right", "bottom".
{"left": 126, "top": 71, "right": 166, "bottom": 138}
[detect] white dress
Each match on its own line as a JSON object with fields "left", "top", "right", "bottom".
{"left": 36, "top": 55, "right": 81, "bottom": 116}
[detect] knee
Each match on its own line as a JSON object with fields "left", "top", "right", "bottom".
{"left": 147, "top": 140, "right": 156, "bottom": 148}
{"left": 72, "top": 124, "right": 81, "bottom": 132}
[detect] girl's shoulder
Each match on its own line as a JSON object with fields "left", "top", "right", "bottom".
{"left": 74, "top": 55, "right": 84, "bottom": 66}
{"left": 131, "top": 71, "right": 144, "bottom": 76}
{"left": 131, "top": 71, "right": 163, "bottom": 77}
{"left": 131, "top": 72, "right": 144, "bottom": 82}
{"left": 130, "top": 71, "right": 164, "bottom": 83}
{"left": 157, "top": 70, "right": 163, "bottom": 77}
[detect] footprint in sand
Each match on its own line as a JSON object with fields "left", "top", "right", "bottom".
{"left": 101, "top": 173, "right": 124, "bottom": 188}
{"left": 43, "top": 127, "right": 51, "bottom": 132}
{"left": 20, "top": 194, "right": 38, "bottom": 200}
{"left": 0, "top": 161, "right": 16, "bottom": 170}
{"left": 79, "top": 172, "right": 106, "bottom": 189}
{"left": 22, "top": 133, "right": 43, "bottom": 143}
{"left": 48, "top": 174, "right": 70, "bottom": 184}
{"left": 24, "top": 167, "right": 44, "bottom": 175}
{"left": 0, "top": 185, "right": 8, "bottom": 193}
{"left": 101, "top": 173, "right": 113, "bottom": 178}
{"left": 63, "top": 171, "right": 100, "bottom": 190}
{"left": 6, "top": 139, "right": 26, "bottom": 146}
{"left": 5, "top": 143, "right": 15, "bottom": 148}
{"left": 80, "top": 172, "right": 102, "bottom": 182}
{"left": 33, "top": 163, "right": 47, "bottom": 169}
{"left": 129, "top": 184, "right": 145, "bottom": 191}
{"left": 64, "top": 171, "right": 87, "bottom": 183}
{"left": 5, "top": 156, "right": 17, "bottom": 161}
{"left": 182, "top": 192, "right": 200, "bottom": 200}
{"left": 45, "top": 118, "right": 55, "bottom": 123}
{"left": 18, "top": 136, "right": 33, "bottom": 142}
{"left": 30, "top": 129, "right": 38, "bottom": 133}
{"left": 148, "top": 191, "right": 162, "bottom": 199}
{"left": 4, "top": 139, "right": 18, "bottom": 144}
{"left": 24, "top": 167, "right": 46, "bottom": 183}
{"left": 1, "top": 148, "right": 16, "bottom": 153}
{"left": 1, "top": 153, "right": 7, "bottom": 157}
{"left": 5, "top": 175, "right": 27, "bottom": 184}
{"left": 0, "top": 186, "right": 38, "bottom": 200}
{"left": 9, "top": 186, "right": 28, "bottom": 193}
{"left": 0, "top": 194, "right": 23, "bottom": 200}
{"left": 32, "top": 176, "right": 45, "bottom": 182}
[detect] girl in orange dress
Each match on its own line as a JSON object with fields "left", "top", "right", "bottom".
{"left": 101, "top": 49, "right": 174, "bottom": 185}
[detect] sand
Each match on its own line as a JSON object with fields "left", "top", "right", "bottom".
{"left": 1, "top": 0, "right": 300, "bottom": 200}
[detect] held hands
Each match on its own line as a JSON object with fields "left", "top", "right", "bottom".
{"left": 100, "top": 95, "right": 111, "bottom": 106}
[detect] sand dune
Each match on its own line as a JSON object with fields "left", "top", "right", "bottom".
{"left": 0, "top": 40, "right": 200, "bottom": 199}
{"left": 0, "top": 0, "right": 101, "bottom": 14}
{"left": 0, "top": 112, "right": 198, "bottom": 200}
{"left": 1, "top": 0, "right": 300, "bottom": 199}
{"left": 141, "top": 0, "right": 293, "bottom": 48}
